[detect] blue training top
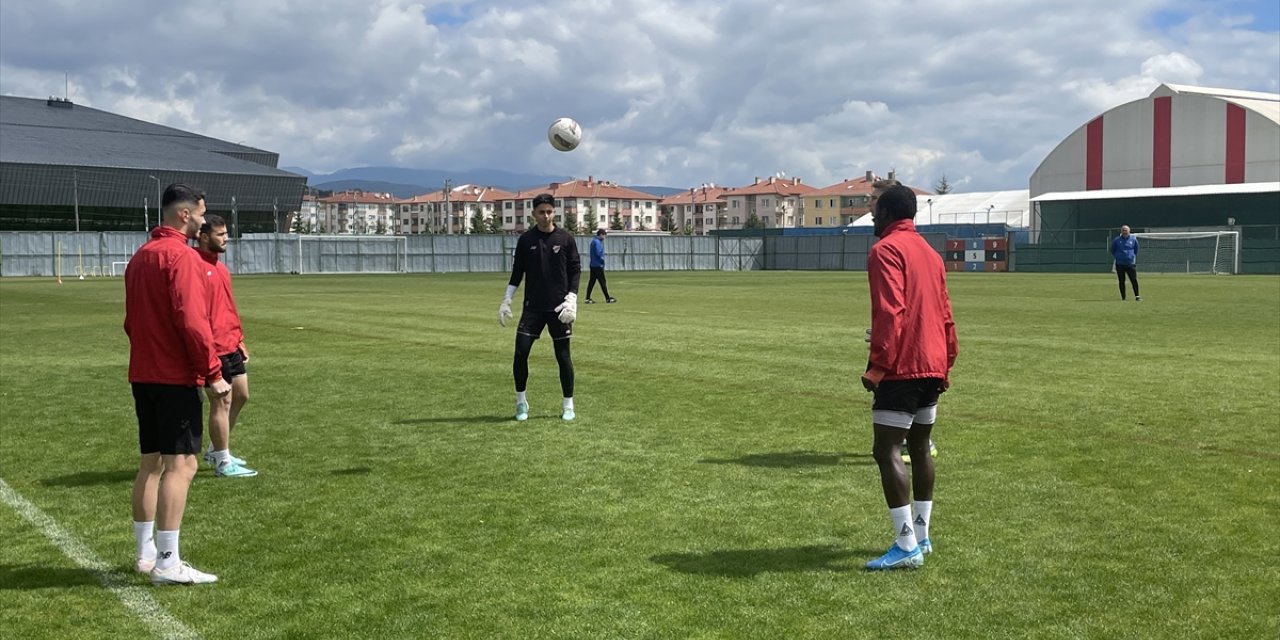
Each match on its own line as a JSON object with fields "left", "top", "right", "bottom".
{"left": 590, "top": 237, "right": 605, "bottom": 268}
{"left": 1111, "top": 234, "right": 1139, "bottom": 266}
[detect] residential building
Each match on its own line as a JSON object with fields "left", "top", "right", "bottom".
{"left": 497, "top": 177, "right": 662, "bottom": 233}
{"left": 317, "top": 190, "right": 398, "bottom": 234}
{"left": 720, "top": 176, "right": 816, "bottom": 229}
{"left": 397, "top": 185, "right": 515, "bottom": 234}
{"left": 659, "top": 185, "right": 732, "bottom": 235}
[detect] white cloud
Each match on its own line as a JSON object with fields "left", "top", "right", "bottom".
{"left": 1, "top": 0, "right": 1277, "bottom": 191}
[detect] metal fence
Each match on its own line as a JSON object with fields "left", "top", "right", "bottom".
{"left": 1011, "top": 225, "right": 1280, "bottom": 274}
{"left": 0, "top": 232, "right": 732, "bottom": 277}
{"left": 5, "top": 227, "right": 1273, "bottom": 277}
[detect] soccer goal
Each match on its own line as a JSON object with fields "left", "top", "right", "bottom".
{"left": 1130, "top": 231, "right": 1240, "bottom": 274}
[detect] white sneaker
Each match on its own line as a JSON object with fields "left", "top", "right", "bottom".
{"left": 151, "top": 561, "right": 218, "bottom": 585}
{"left": 135, "top": 556, "right": 156, "bottom": 573}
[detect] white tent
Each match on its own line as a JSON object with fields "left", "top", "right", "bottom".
{"left": 851, "top": 189, "right": 1031, "bottom": 227}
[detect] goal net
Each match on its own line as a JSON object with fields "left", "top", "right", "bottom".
{"left": 1130, "top": 231, "right": 1239, "bottom": 274}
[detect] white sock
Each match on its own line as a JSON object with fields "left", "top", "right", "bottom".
{"left": 516, "top": 391, "right": 527, "bottom": 405}
{"left": 563, "top": 397, "right": 574, "bottom": 410}
{"left": 155, "top": 530, "right": 181, "bottom": 570}
{"left": 212, "top": 449, "right": 231, "bottom": 466}
{"left": 890, "top": 505, "right": 918, "bottom": 551}
{"left": 133, "top": 521, "right": 156, "bottom": 559}
{"left": 913, "top": 500, "right": 933, "bottom": 542}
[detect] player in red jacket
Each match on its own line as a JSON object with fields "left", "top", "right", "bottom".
{"left": 124, "top": 183, "right": 230, "bottom": 585}
{"left": 861, "top": 184, "right": 959, "bottom": 570}
{"left": 196, "top": 214, "right": 257, "bottom": 477}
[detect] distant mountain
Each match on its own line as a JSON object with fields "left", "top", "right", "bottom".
{"left": 297, "top": 165, "right": 684, "bottom": 197}
{"left": 310, "top": 180, "right": 436, "bottom": 198}
{"left": 301, "top": 166, "right": 571, "bottom": 192}
{"left": 281, "top": 166, "right": 315, "bottom": 178}
{"left": 628, "top": 185, "right": 686, "bottom": 197}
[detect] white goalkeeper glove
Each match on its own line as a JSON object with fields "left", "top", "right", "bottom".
{"left": 555, "top": 292, "right": 578, "bottom": 325}
{"left": 499, "top": 285, "right": 517, "bottom": 327}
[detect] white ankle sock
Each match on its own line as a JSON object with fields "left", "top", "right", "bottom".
{"left": 155, "top": 530, "right": 180, "bottom": 570}
{"left": 563, "top": 397, "right": 574, "bottom": 410}
{"left": 912, "top": 500, "right": 933, "bottom": 542}
{"left": 133, "top": 521, "right": 155, "bottom": 559}
{"left": 890, "top": 505, "right": 918, "bottom": 551}
{"left": 516, "top": 391, "right": 527, "bottom": 405}
{"left": 212, "top": 449, "right": 231, "bottom": 466}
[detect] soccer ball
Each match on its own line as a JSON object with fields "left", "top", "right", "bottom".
{"left": 548, "top": 117, "right": 582, "bottom": 152}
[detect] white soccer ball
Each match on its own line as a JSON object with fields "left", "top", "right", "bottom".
{"left": 548, "top": 117, "right": 582, "bottom": 152}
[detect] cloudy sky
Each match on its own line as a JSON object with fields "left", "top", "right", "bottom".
{"left": 2, "top": 0, "right": 1277, "bottom": 191}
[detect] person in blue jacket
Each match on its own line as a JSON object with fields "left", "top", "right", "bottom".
{"left": 1110, "top": 225, "right": 1141, "bottom": 301}
{"left": 585, "top": 228, "right": 616, "bottom": 304}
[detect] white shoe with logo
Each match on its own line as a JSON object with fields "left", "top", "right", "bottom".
{"left": 151, "top": 561, "right": 218, "bottom": 585}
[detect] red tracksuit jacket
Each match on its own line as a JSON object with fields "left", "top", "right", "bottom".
{"left": 866, "top": 219, "right": 959, "bottom": 381}
{"left": 124, "top": 226, "right": 222, "bottom": 386}
{"left": 197, "top": 249, "right": 244, "bottom": 356}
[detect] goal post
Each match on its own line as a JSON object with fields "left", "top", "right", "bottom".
{"left": 1130, "top": 231, "right": 1239, "bottom": 274}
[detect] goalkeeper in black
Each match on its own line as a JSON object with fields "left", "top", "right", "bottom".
{"left": 498, "top": 193, "right": 582, "bottom": 421}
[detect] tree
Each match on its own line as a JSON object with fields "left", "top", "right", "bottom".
{"left": 659, "top": 210, "right": 675, "bottom": 233}
{"left": 682, "top": 222, "right": 694, "bottom": 236}
{"left": 610, "top": 212, "right": 624, "bottom": 231}
{"left": 583, "top": 201, "right": 598, "bottom": 232}
{"left": 744, "top": 211, "right": 763, "bottom": 229}
{"left": 487, "top": 215, "right": 504, "bottom": 234}
{"left": 637, "top": 219, "right": 648, "bottom": 231}
{"left": 934, "top": 174, "right": 953, "bottom": 194}
{"left": 526, "top": 214, "right": 536, "bottom": 229}
{"left": 375, "top": 219, "right": 387, "bottom": 235}
{"left": 470, "top": 210, "right": 486, "bottom": 234}
{"left": 564, "top": 209, "right": 581, "bottom": 235}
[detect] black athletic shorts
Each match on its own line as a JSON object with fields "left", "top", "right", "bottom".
{"left": 132, "top": 383, "right": 203, "bottom": 455}
{"left": 517, "top": 310, "right": 572, "bottom": 341}
{"left": 218, "top": 348, "right": 247, "bottom": 380}
{"left": 872, "top": 377, "right": 944, "bottom": 415}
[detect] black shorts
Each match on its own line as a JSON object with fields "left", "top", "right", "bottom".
{"left": 218, "top": 349, "right": 247, "bottom": 380}
{"left": 872, "top": 378, "right": 944, "bottom": 428}
{"left": 517, "top": 310, "right": 572, "bottom": 341}
{"left": 131, "top": 383, "right": 203, "bottom": 455}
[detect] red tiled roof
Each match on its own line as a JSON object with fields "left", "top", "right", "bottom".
{"left": 505, "top": 177, "right": 661, "bottom": 202}
{"left": 398, "top": 185, "right": 517, "bottom": 205}
{"left": 660, "top": 185, "right": 732, "bottom": 205}
{"left": 318, "top": 190, "right": 398, "bottom": 204}
{"left": 812, "top": 175, "right": 933, "bottom": 197}
{"left": 811, "top": 176, "right": 878, "bottom": 197}
{"left": 729, "top": 176, "right": 817, "bottom": 196}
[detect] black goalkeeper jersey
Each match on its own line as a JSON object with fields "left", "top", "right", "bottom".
{"left": 509, "top": 225, "right": 581, "bottom": 312}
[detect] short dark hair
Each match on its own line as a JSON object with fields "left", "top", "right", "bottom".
{"left": 162, "top": 183, "right": 205, "bottom": 212}
{"left": 532, "top": 193, "right": 555, "bottom": 209}
{"left": 596, "top": 228, "right": 606, "bottom": 237}
{"left": 200, "top": 213, "right": 227, "bottom": 235}
{"left": 874, "top": 185, "right": 917, "bottom": 222}
{"left": 871, "top": 177, "right": 902, "bottom": 191}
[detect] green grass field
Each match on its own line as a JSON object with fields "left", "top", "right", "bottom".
{"left": 2, "top": 271, "right": 1278, "bottom": 639}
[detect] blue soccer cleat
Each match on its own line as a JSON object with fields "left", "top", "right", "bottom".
{"left": 214, "top": 461, "right": 258, "bottom": 478}
{"left": 204, "top": 451, "right": 247, "bottom": 468}
{"left": 562, "top": 408, "right": 575, "bottom": 421}
{"left": 865, "top": 543, "right": 924, "bottom": 570}
{"left": 918, "top": 538, "right": 933, "bottom": 556}
{"left": 515, "top": 401, "right": 529, "bottom": 421}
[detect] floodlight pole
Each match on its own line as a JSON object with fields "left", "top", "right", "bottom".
{"left": 147, "top": 175, "right": 161, "bottom": 229}
{"left": 443, "top": 178, "right": 452, "bottom": 234}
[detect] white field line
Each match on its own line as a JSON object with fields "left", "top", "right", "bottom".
{"left": 0, "top": 477, "right": 200, "bottom": 640}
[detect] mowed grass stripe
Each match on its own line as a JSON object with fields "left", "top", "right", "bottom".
{"left": 1, "top": 272, "right": 1276, "bottom": 639}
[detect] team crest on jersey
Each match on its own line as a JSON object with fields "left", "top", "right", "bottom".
{"left": 552, "top": 245, "right": 561, "bottom": 254}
